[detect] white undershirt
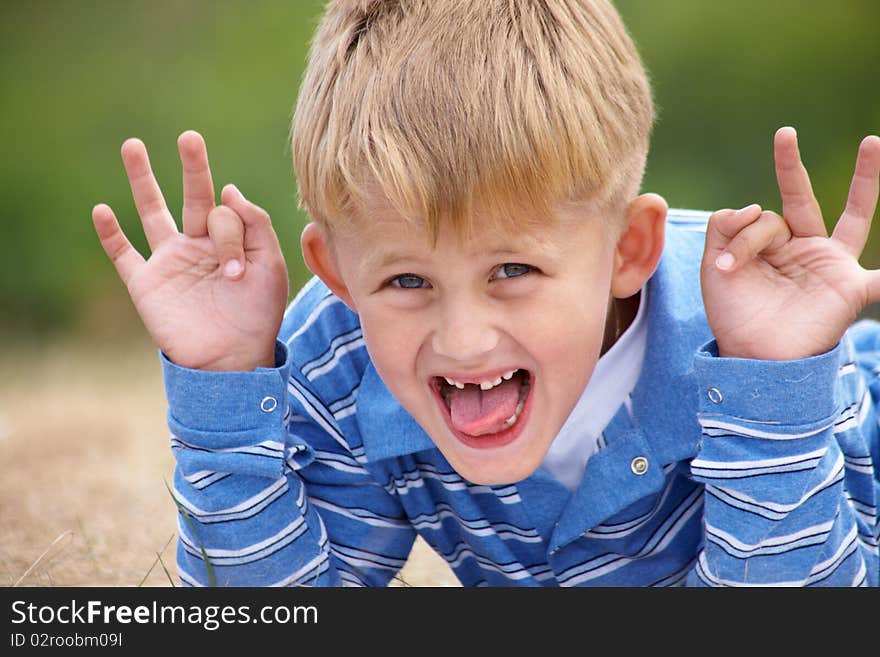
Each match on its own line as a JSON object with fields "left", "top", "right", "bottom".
{"left": 540, "top": 287, "right": 649, "bottom": 492}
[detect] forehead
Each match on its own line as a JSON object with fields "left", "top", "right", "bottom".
{"left": 333, "top": 193, "right": 609, "bottom": 266}
{"left": 335, "top": 206, "right": 569, "bottom": 271}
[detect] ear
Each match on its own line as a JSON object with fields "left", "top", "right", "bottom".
{"left": 300, "top": 222, "right": 357, "bottom": 311}
{"left": 610, "top": 193, "right": 667, "bottom": 299}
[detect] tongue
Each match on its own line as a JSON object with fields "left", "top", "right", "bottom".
{"left": 449, "top": 378, "right": 521, "bottom": 436}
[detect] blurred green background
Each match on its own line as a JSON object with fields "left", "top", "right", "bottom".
{"left": 1, "top": 0, "right": 879, "bottom": 340}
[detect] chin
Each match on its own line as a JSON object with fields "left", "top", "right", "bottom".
{"left": 440, "top": 441, "right": 545, "bottom": 486}
{"left": 454, "top": 460, "right": 541, "bottom": 486}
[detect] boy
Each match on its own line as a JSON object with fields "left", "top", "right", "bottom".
{"left": 92, "top": 0, "right": 880, "bottom": 586}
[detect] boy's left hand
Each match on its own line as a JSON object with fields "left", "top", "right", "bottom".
{"left": 701, "top": 127, "right": 880, "bottom": 361}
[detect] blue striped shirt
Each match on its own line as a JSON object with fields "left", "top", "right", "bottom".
{"left": 163, "top": 210, "right": 880, "bottom": 586}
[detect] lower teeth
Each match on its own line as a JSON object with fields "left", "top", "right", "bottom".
{"left": 503, "top": 395, "right": 527, "bottom": 427}
{"left": 438, "top": 372, "right": 530, "bottom": 432}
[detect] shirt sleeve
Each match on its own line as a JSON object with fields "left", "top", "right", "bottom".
{"left": 686, "top": 325, "right": 880, "bottom": 587}
{"left": 161, "top": 341, "right": 416, "bottom": 587}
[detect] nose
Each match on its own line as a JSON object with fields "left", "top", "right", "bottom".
{"left": 431, "top": 295, "right": 501, "bottom": 363}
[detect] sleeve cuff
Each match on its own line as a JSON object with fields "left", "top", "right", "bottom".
{"left": 693, "top": 339, "right": 843, "bottom": 426}
{"left": 161, "top": 340, "right": 292, "bottom": 442}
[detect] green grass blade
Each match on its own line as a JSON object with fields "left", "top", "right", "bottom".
{"left": 163, "top": 478, "right": 217, "bottom": 587}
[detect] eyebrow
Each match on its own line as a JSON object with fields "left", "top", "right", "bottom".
{"left": 484, "top": 242, "right": 563, "bottom": 261}
{"left": 363, "top": 251, "right": 415, "bottom": 273}
{"left": 362, "top": 244, "right": 557, "bottom": 275}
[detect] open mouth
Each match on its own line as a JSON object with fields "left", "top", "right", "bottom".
{"left": 430, "top": 369, "right": 533, "bottom": 449}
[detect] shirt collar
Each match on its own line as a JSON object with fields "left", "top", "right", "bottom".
{"left": 626, "top": 223, "right": 711, "bottom": 465}
{"left": 543, "top": 223, "right": 713, "bottom": 550}
{"left": 540, "top": 284, "right": 650, "bottom": 491}
{"left": 357, "top": 362, "right": 436, "bottom": 460}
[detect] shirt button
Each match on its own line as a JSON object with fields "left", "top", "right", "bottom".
{"left": 260, "top": 396, "right": 278, "bottom": 413}
{"left": 630, "top": 456, "right": 649, "bottom": 475}
{"left": 707, "top": 387, "right": 723, "bottom": 404}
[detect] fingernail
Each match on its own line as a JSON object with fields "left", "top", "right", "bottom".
{"left": 224, "top": 259, "right": 243, "bottom": 278}
{"left": 715, "top": 252, "right": 735, "bottom": 271}
{"left": 736, "top": 203, "right": 759, "bottom": 216}
{"left": 229, "top": 184, "right": 243, "bottom": 199}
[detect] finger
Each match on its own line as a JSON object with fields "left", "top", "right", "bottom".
{"left": 714, "top": 210, "right": 792, "bottom": 273}
{"left": 178, "top": 130, "right": 216, "bottom": 238}
{"left": 774, "top": 127, "right": 827, "bottom": 237}
{"left": 707, "top": 204, "right": 763, "bottom": 241}
{"left": 207, "top": 205, "right": 246, "bottom": 280}
{"left": 704, "top": 204, "right": 763, "bottom": 263}
{"left": 219, "top": 184, "right": 281, "bottom": 252}
{"left": 92, "top": 203, "right": 145, "bottom": 285}
{"left": 121, "top": 138, "right": 179, "bottom": 250}
{"left": 831, "top": 135, "right": 880, "bottom": 257}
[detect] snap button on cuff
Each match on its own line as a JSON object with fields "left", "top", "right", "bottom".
{"left": 260, "top": 396, "right": 278, "bottom": 413}
{"left": 707, "top": 387, "right": 723, "bottom": 404}
{"left": 630, "top": 456, "right": 649, "bottom": 475}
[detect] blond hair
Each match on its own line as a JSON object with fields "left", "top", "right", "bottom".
{"left": 291, "top": 0, "right": 654, "bottom": 241}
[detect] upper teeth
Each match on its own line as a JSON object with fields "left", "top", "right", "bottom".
{"left": 443, "top": 370, "right": 517, "bottom": 391}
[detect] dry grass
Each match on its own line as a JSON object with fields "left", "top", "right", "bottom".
{"left": 0, "top": 337, "right": 458, "bottom": 587}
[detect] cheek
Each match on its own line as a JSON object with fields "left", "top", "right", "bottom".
{"left": 535, "top": 320, "right": 606, "bottom": 389}
{"left": 521, "top": 286, "right": 610, "bottom": 368}
{"left": 359, "top": 306, "right": 425, "bottom": 386}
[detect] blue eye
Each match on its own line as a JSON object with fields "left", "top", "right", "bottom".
{"left": 494, "top": 263, "right": 533, "bottom": 279}
{"left": 390, "top": 274, "right": 429, "bottom": 289}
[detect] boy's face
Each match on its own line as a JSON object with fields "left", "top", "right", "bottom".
{"left": 313, "top": 201, "right": 625, "bottom": 485}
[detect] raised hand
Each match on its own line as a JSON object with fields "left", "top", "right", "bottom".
{"left": 92, "top": 131, "right": 289, "bottom": 371}
{"left": 701, "top": 127, "right": 880, "bottom": 361}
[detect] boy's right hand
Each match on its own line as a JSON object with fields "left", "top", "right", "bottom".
{"left": 92, "top": 131, "right": 289, "bottom": 371}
